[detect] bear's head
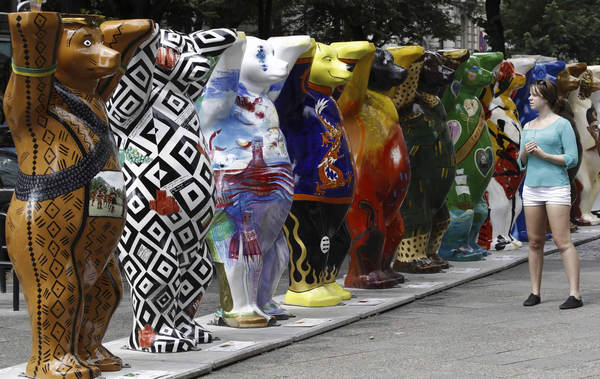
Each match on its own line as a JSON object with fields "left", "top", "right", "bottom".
{"left": 368, "top": 48, "right": 407, "bottom": 93}
{"left": 240, "top": 35, "right": 310, "bottom": 97}
{"left": 309, "top": 41, "right": 371, "bottom": 91}
{"left": 453, "top": 54, "right": 496, "bottom": 94}
{"left": 588, "top": 66, "right": 600, "bottom": 113}
{"left": 531, "top": 60, "right": 566, "bottom": 83}
{"left": 556, "top": 62, "right": 587, "bottom": 97}
{"left": 55, "top": 16, "right": 120, "bottom": 94}
{"left": 419, "top": 51, "right": 456, "bottom": 96}
{"left": 494, "top": 61, "right": 527, "bottom": 97}
{"left": 386, "top": 45, "right": 425, "bottom": 109}
{"left": 576, "top": 68, "right": 600, "bottom": 100}
{"left": 508, "top": 58, "right": 536, "bottom": 79}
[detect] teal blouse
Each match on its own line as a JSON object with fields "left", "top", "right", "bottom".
{"left": 518, "top": 117, "right": 578, "bottom": 187}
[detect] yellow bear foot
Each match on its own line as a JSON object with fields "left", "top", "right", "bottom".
{"left": 323, "top": 282, "right": 352, "bottom": 300}
{"left": 284, "top": 286, "right": 342, "bottom": 307}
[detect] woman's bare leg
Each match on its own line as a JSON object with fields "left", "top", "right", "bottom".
{"left": 547, "top": 204, "right": 580, "bottom": 299}
{"left": 524, "top": 205, "right": 547, "bottom": 295}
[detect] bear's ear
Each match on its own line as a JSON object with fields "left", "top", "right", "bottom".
{"left": 547, "top": 61, "right": 566, "bottom": 77}
{"left": 567, "top": 62, "right": 587, "bottom": 78}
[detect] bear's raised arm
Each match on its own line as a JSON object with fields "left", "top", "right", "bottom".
{"left": 3, "top": 12, "right": 61, "bottom": 132}
{"left": 97, "top": 19, "right": 156, "bottom": 102}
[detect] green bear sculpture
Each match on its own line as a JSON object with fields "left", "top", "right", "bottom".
{"left": 438, "top": 52, "right": 503, "bottom": 261}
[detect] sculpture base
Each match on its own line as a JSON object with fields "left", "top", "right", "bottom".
{"left": 262, "top": 300, "right": 294, "bottom": 320}
{"left": 284, "top": 286, "right": 342, "bottom": 307}
{"left": 574, "top": 214, "right": 600, "bottom": 226}
{"left": 26, "top": 353, "right": 102, "bottom": 379}
{"left": 393, "top": 259, "right": 442, "bottom": 274}
{"left": 428, "top": 253, "right": 450, "bottom": 269}
{"left": 82, "top": 345, "right": 122, "bottom": 372}
{"left": 323, "top": 282, "right": 352, "bottom": 300}
{"left": 438, "top": 247, "right": 483, "bottom": 262}
{"left": 344, "top": 270, "right": 402, "bottom": 289}
{"left": 216, "top": 312, "right": 274, "bottom": 328}
{"left": 383, "top": 269, "right": 405, "bottom": 284}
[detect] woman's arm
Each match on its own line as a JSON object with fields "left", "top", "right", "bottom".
{"left": 529, "top": 119, "right": 578, "bottom": 167}
{"left": 559, "top": 119, "right": 579, "bottom": 169}
{"left": 518, "top": 123, "right": 528, "bottom": 170}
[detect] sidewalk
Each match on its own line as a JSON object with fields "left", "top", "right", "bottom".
{"left": 1, "top": 225, "right": 599, "bottom": 378}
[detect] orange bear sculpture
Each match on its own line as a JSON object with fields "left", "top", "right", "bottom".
{"left": 3, "top": 11, "right": 153, "bottom": 379}
{"left": 340, "top": 47, "right": 410, "bottom": 288}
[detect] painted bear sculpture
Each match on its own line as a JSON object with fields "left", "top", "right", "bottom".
{"left": 339, "top": 46, "right": 410, "bottom": 289}
{"left": 392, "top": 48, "right": 466, "bottom": 273}
{"left": 4, "top": 12, "right": 154, "bottom": 378}
{"left": 583, "top": 66, "right": 600, "bottom": 220}
{"left": 280, "top": 41, "right": 372, "bottom": 307}
{"left": 570, "top": 66, "right": 600, "bottom": 225}
{"left": 200, "top": 35, "right": 311, "bottom": 328}
{"left": 477, "top": 58, "right": 535, "bottom": 251}
{"left": 511, "top": 59, "right": 566, "bottom": 241}
{"left": 437, "top": 53, "right": 501, "bottom": 261}
{"left": 106, "top": 26, "right": 237, "bottom": 352}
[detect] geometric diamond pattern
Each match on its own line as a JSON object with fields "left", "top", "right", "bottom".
{"left": 107, "top": 26, "right": 236, "bottom": 352}
{"left": 46, "top": 221, "right": 60, "bottom": 238}
{"left": 51, "top": 280, "right": 66, "bottom": 298}
{"left": 44, "top": 147, "right": 57, "bottom": 164}
{"left": 50, "top": 322, "right": 66, "bottom": 342}
{"left": 49, "top": 259, "right": 64, "bottom": 278}
{"left": 45, "top": 202, "right": 60, "bottom": 218}
{"left": 50, "top": 301, "right": 66, "bottom": 319}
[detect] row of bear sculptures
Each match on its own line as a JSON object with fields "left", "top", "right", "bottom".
{"left": 4, "top": 10, "right": 600, "bottom": 379}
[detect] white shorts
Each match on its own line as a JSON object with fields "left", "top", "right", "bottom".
{"left": 522, "top": 185, "right": 571, "bottom": 207}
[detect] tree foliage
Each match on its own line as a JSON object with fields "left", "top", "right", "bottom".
{"left": 20, "top": 0, "right": 468, "bottom": 45}
{"left": 277, "top": 0, "right": 468, "bottom": 45}
{"left": 502, "top": 0, "right": 600, "bottom": 63}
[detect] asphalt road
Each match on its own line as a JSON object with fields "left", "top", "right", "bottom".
{"left": 2, "top": 238, "right": 600, "bottom": 378}
{"left": 206, "top": 238, "right": 600, "bottom": 378}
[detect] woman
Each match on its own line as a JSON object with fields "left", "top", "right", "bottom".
{"left": 519, "top": 79, "right": 581, "bottom": 309}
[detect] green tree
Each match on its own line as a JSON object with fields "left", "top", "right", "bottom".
{"left": 278, "top": 0, "right": 466, "bottom": 45}
{"left": 502, "top": 0, "right": 600, "bottom": 63}
{"left": 34, "top": 0, "right": 468, "bottom": 45}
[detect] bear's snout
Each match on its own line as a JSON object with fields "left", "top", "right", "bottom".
{"left": 97, "top": 46, "right": 121, "bottom": 70}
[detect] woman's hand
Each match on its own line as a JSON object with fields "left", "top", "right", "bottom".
{"left": 525, "top": 141, "right": 545, "bottom": 158}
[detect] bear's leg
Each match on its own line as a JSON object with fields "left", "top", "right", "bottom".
{"left": 119, "top": 233, "right": 196, "bottom": 353}
{"left": 174, "top": 240, "right": 214, "bottom": 342}
{"left": 283, "top": 201, "right": 342, "bottom": 307}
{"left": 7, "top": 196, "right": 102, "bottom": 379}
{"left": 438, "top": 207, "right": 482, "bottom": 261}
{"left": 208, "top": 204, "right": 272, "bottom": 328}
{"left": 78, "top": 254, "right": 123, "bottom": 371}
{"left": 509, "top": 192, "right": 523, "bottom": 248}
{"left": 427, "top": 206, "right": 451, "bottom": 268}
{"left": 381, "top": 210, "right": 406, "bottom": 282}
{"left": 322, "top": 219, "right": 352, "bottom": 300}
{"left": 469, "top": 198, "right": 490, "bottom": 256}
{"left": 394, "top": 177, "right": 441, "bottom": 274}
{"left": 577, "top": 154, "right": 600, "bottom": 225}
{"left": 253, "top": 191, "right": 293, "bottom": 319}
{"left": 487, "top": 179, "right": 515, "bottom": 251}
{"left": 345, "top": 198, "right": 387, "bottom": 289}
{"left": 257, "top": 231, "right": 292, "bottom": 319}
